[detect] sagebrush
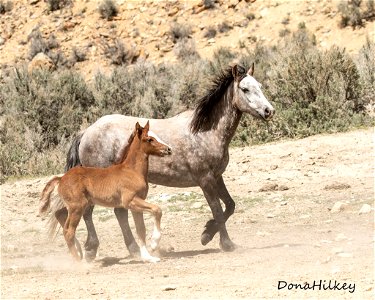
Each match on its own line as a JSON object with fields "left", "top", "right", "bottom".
{"left": 1, "top": 28, "right": 373, "bottom": 181}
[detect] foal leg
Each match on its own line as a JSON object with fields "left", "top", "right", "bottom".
{"left": 202, "top": 176, "right": 236, "bottom": 251}
{"left": 55, "top": 208, "right": 83, "bottom": 259}
{"left": 200, "top": 174, "right": 235, "bottom": 252}
{"left": 131, "top": 211, "right": 160, "bottom": 263}
{"left": 114, "top": 208, "right": 140, "bottom": 255}
{"left": 63, "top": 206, "right": 84, "bottom": 261}
{"left": 129, "top": 197, "right": 162, "bottom": 262}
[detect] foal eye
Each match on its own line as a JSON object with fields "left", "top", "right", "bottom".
{"left": 147, "top": 138, "right": 153, "bottom": 143}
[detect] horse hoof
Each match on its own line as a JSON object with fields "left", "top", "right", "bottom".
{"left": 220, "top": 239, "right": 236, "bottom": 252}
{"left": 84, "top": 250, "right": 97, "bottom": 262}
{"left": 128, "top": 242, "right": 140, "bottom": 256}
{"left": 201, "top": 232, "right": 213, "bottom": 246}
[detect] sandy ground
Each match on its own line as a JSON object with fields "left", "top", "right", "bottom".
{"left": 1, "top": 128, "right": 373, "bottom": 299}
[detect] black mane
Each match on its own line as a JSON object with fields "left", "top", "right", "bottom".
{"left": 190, "top": 68, "right": 235, "bottom": 134}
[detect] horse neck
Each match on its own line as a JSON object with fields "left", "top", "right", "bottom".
{"left": 120, "top": 137, "right": 149, "bottom": 177}
{"left": 211, "top": 82, "right": 242, "bottom": 147}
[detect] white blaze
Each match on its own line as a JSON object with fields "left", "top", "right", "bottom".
{"left": 148, "top": 131, "right": 172, "bottom": 149}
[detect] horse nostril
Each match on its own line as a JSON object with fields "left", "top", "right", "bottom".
{"left": 167, "top": 147, "right": 172, "bottom": 154}
{"left": 264, "top": 107, "right": 274, "bottom": 119}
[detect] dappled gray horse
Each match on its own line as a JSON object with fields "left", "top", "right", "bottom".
{"left": 51, "top": 64, "right": 274, "bottom": 260}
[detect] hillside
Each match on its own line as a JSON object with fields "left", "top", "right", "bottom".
{"left": 0, "top": 0, "right": 374, "bottom": 79}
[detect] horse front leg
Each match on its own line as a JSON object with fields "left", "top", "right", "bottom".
{"left": 114, "top": 208, "right": 140, "bottom": 256}
{"left": 200, "top": 175, "right": 236, "bottom": 252}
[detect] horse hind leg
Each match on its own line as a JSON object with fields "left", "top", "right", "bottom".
{"left": 55, "top": 207, "right": 83, "bottom": 259}
{"left": 200, "top": 175, "right": 236, "bottom": 252}
{"left": 63, "top": 206, "right": 84, "bottom": 261}
{"left": 82, "top": 205, "right": 100, "bottom": 262}
{"left": 114, "top": 207, "right": 140, "bottom": 256}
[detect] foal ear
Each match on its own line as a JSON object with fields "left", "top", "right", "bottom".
{"left": 232, "top": 65, "right": 246, "bottom": 81}
{"left": 144, "top": 120, "right": 150, "bottom": 133}
{"left": 135, "top": 122, "right": 143, "bottom": 136}
{"left": 247, "top": 62, "right": 254, "bottom": 76}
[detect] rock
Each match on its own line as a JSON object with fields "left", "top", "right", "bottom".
{"left": 337, "top": 252, "right": 353, "bottom": 258}
{"left": 29, "top": 0, "right": 40, "bottom": 4}
{"left": 0, "top": 37, "right": 5, "bottom": 46}
{"left": 324, "top": 182, "right": 351, "bottom": 190}
{"left": 28, "top": 53, "right": 55, "bottom": 73}
{"left": 163, "top": 285, "right": 177, "bottom": 291}
{"left": 191, "top": 202, "right": 204, "bottom": 209}
{"left": 259, "top": 183, "right": 289, "bottom": 192}
{"left": 266, "top": 213, "right": 275, "bottom": 218}
{"left": 259, "top": 183, "right": 278, "bottom": 192}
{"left": 168, "top": 7, "right": 179, "bottom": 16}
{"left": 256, "top": 231, "right": 270, "bottom": 236}
{"left": 334, "top": 233, "right": 347, "bottom": 242}
{"left": 359, "top": 204, "right": 372, "bottom": 215}
{"left": 228, "top": 0, "right": 239, "bottom": 9}
{"left": 330, "top": 201, "right": 346, "bottom": 213}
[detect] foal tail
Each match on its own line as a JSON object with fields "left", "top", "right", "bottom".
{"left": 65, "top": 131, "right": 84, "bottom": 172}
{"left": 39, "top": 176, "right": 61, "bottom": 216}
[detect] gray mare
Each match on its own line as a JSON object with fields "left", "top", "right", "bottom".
{"left": 53, "top": 64, "right": 275, "bottom": 260}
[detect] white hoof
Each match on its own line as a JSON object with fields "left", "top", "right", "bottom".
{"left": 140, "top": 246, "right": 160, "bottom": 263}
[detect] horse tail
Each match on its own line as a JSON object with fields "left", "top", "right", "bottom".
{"left": 65, "top": 131, "right": 84, "bottom": 172}
{"left": 47, "top": 191, "right": 66, "bottom": 240}
{"left": 39, "top": 176, "right": 61, "bottom": 215}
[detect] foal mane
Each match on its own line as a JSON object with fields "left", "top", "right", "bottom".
{"left": 189, "top": 67, "right": 235, "bottom": 134}
{"left": 116, "top": 129, "right": 137, "bottom": 164}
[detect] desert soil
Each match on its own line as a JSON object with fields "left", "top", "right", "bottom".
{"left": 0, "top": 128, "right": 373, "bottom": 299}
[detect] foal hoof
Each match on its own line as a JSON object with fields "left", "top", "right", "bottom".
{"left": 220, "top": 239, "right": 236, "bottom": 252}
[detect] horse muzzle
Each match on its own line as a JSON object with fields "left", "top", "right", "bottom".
{"left": 161, "top": 147, "right": 172, "bottom": 156}
{"left": 263, "top": 106, "right": 275, "bottom": 120}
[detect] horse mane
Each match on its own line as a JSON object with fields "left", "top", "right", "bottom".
{"left": 116, "top": 129, "right": 137, "bottom": 164}
{"left": 189, "top": 67, "right": 235, "bottom": 134}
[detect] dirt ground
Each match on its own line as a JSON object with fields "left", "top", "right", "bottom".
{"left": 1, "top": 128, "right": 373, "bottom": 299}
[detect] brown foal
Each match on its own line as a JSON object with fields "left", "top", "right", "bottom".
{"left": 39, "top": 121, "right": 172, "bottom": 263}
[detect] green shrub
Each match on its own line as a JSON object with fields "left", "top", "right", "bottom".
{"left": 170, "top": 22, "right": 192, "bottom": 43}
{"left": 204, "top": 26, "right": 217, "bottom": 39}
{"left": 174, "top": 38, "right": 200, "bottom": 61}
{"left": 103, "top": 39, "right": 138, "bottom": 66}
{"left": 338, "top": 0, "right": 375, "bottom": 28}
{"left": 47, "top": 0, "right": 71, "bottom": 11}
{"left": 1, "top": 26, "right": 374, "bottom": 181}
{"left": 98, "top": 0, "right": 118, "bottom": 20}
{"left": 0, "top": 1, "right": 12, "bottom": 14}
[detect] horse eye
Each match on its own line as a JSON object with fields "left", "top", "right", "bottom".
{"left": 241, "top": 87, "right": 249, "bottom": 93}
{"left": 147, "top": 138, "right": 153, "bottom": 143}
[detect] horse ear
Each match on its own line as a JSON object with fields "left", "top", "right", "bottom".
{"left": 247, "top": 63, "right": 254, "bottom": 76}
{"left": 135, "top": 122, "right": 143, "bottom": 136}
{"left": 144, "top": 120, "right": 150, "bottom": 132}
{"left": 232, "top": 65, "right": 246, "bottom": 81}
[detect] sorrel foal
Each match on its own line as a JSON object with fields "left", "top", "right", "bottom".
{"left": 39, "top": 121, "right": 172, "bottom": 263}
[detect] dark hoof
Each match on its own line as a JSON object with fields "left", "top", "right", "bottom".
{"left": 127, "top": 242, "right": 140, "bottom": 256}
{"left": 205, "top": 219, "right": 218, "bottom": 232}
{"left": 220, "top": 239, "right": 236, "bottom": 252}
{"left": 84, "top": 249, "right": 97, "bottom": 262}
{"left": 201, "top": 232, "right": 214, "bottom": 246}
